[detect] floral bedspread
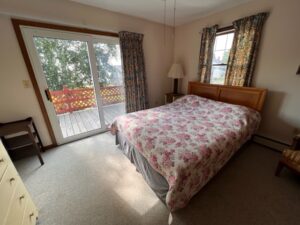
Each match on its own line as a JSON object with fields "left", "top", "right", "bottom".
{"left": 111, "top": 95, "right": 261, "bottom": 211}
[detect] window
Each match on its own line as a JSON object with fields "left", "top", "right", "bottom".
{"left": 210, "top": 31, "right": 234, "bottom": 84}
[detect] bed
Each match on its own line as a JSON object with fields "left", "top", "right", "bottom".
{"left": 111, "top": 82, "right": 267, "bottom": 211}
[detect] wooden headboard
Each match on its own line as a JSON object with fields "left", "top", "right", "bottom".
{"left": 188, "top": 82, "right": 267, "bottom": 112}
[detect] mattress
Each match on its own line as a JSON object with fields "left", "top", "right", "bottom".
{"left": 112, "top": 95, "right": 261, "bottom": 211}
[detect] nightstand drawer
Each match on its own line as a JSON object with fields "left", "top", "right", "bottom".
{"left": 5, "top": 183, "right": 28, "bottom": 225}
{"left": 0, "top": 165, "right": 20, "bottom": 225}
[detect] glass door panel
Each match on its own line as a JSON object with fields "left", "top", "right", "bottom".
{"left": 93, "top": 41, "right": 126, "bottom": 125}
{"left": 33, "top": 36, "right": 102, "bottom": 138}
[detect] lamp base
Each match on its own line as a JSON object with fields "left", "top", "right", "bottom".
{"left": 173, "top": 79, "right": 178, "bottom": 94}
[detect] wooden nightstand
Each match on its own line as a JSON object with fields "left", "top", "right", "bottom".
{"left": 165, "top": 93, "right": 184, "bottom": 104}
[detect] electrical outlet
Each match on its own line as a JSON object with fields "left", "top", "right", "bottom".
{"left": 22, "top": 80, "right": 31, "bottom": 88}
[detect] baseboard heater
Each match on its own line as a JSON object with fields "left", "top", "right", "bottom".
{"left": 252, "top": 134, "right": 291, "bottom": 152}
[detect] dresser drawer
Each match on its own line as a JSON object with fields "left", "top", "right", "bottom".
{"left": 0, "top": 146, "right": 9, "bottom": 181}
{"left": 22, "top": 199, "right": 38, "bottom": 225}
{"left": 0, "top": 165, "right": 19, "bottom": 225}
{"left": 5, "top": 183, "right": 28, "bottom": 225}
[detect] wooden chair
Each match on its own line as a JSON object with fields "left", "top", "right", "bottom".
{"left": 275, "top": 135, "right": 300, "bottom": 176}
{"left": 0, "top": 117, "right": 44, "bottom": 165}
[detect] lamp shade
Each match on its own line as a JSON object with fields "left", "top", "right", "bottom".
{"left": 168, "top": 63, "right": 184, "bottom": 79}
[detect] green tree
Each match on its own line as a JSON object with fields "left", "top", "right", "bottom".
{"left": 34, "top": 37, "right": 92, "bottom": 90}
{"left": 34, "top": 37, "right": 122, "bottom": 90}
{"left": 94, "top": 43, "right": 123, "bottom": 87}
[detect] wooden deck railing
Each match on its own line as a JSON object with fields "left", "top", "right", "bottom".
{"left": 50, "top": 85, "right": 125, "bottom": 114}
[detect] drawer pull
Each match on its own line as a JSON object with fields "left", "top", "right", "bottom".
{"left": 19, "top": 195, "right": 25, "bottom": 200}
{"left": 0, "top": 158, "right": 4, "bottom": 163}
{"left": 29, "top": 213, "right": 35, "bottom": 219}
{"left": 9, "top": 177, "right": 16, "bottom": 183}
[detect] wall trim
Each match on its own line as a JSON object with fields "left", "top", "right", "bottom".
{"left": 43, "top": 144, "right": 57, "bottom": 151}
{"left": 252, "top": 134, "right": 290, "bottom": 151}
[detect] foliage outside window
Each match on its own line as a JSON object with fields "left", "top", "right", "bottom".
{"left": 210, "top": 32, "right": 234, "bottom": 85}
{"left": 34, "top": 37, "right": 123, "bottom": 91}
{"left": 93, "top": 43, "right": 123, "bottom": 87}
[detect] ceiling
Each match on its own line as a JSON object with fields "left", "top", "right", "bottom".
{"left": 70, "top": 0, "right": 254, "bottom": 26}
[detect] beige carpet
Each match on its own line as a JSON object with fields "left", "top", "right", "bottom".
{"left": 14, "top": 133, "right": 300, "bottom": 225}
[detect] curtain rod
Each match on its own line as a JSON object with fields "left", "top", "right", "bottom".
{"left": 199, "top": 25, "right": 234, "bottom": 35}
{"left": 217, "top": 25, "right": 234, "bottom": 33}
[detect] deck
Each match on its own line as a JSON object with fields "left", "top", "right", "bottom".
{"left": 58, "top": 103, "right": 125, "bottom": 138}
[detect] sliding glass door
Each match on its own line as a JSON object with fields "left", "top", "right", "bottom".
{"left": 21, "top": 27, "right": 125, "bottom": 144}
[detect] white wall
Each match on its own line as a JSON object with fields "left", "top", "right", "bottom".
{"left": 174, "top": 0, "right": 300, "bottom": 144}
{"left": 0, "top": 0, "right": 174, "bottom": 146}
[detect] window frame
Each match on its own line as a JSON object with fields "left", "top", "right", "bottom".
{"left": 12, "top": 18, "right": 119, "bottom": 146}
{"left": 210, "top": 26, "right": 235, "bottom": 85}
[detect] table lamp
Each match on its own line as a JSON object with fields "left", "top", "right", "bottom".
{"left": 168, "top": 63, "right": 184, "bottom": 94}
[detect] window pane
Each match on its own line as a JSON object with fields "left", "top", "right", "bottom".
{"left": 210, "top": 66, "right": 227, "bottom": 84}
{"left": 214, "top": 34, "right": 227, "bottom": 51}
{"left": 212, "top": 32, "right": 234, "bottom": 65}
{"left": 210, "top": 31, "right": 234, "bottom": 85}
{"left": 226, "top": 33, "right": 234, "bottom": 49}
{"left": 213, "top": 50, "right": 231, "bottom": 64}
{"left": 93, "top": 43, "right": 123, "bottom": 87}
{"left": 33, "top": 36, "right": 102, "bottom": 137}
{"left": 215, "top": 32, "right": 234, "bottom": 51}
{"left": 213, "top": 50, "right": 223, "bottom": 64}
{"left": 93, "top": 42, "right": 126, "bottom": 126}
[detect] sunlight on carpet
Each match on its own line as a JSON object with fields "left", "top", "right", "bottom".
{"left": 105, "top": 155, "right": 160, "bottom": 215}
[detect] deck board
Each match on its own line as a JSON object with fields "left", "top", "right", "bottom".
{"left": 74, "top": 112, "right": 87, "bottom": 133}
{"left": 90, "top": 109, "right": 101, "bottom": 127}
{"left": 59, "top": 114, "right": 67, "bottom": 138}
{"left": 58, "top": 103, "right": 125, "bottom": 138}
{"left": 69, "top": 113, "right": 80, "bottom": 134}
{"left": 65, "top": 114, "right": 74, "bottom": 137}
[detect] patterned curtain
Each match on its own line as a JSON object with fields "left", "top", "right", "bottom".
{"left": 225, "top": 12, "right": 268, "bottom": 86}
{"left": 119, "top": 31, "right": 149, "bottom": 113}
{"left": 198, "top": 25, "right": 218, "bottom": 83}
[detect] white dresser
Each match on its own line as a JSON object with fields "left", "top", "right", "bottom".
{"left": 0, "top": 141, "right": 38, "bottom": 225}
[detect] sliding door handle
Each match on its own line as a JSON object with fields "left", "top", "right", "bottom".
{"left": 45, "top": 89, "right": 53, "bottom": 102}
